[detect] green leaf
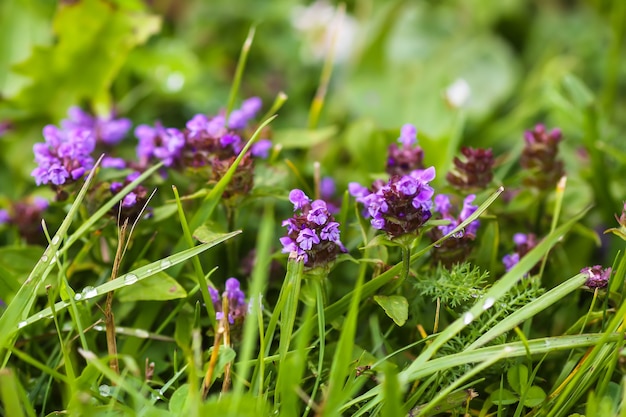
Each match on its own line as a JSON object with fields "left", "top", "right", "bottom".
{"left": 490, "top": 388, "right": 518, "bottom": 406}
{"left": 207, "top": 346, "right": 237, "bottom": 385}
{"left": 117, "top": 270, "right": 186, "bottom": 302}
{"left": 169, "top": 384, "right": 189, "bottom": 414}
{"left": 373, "top": 295, "right": 408, "bottom": 326}
{"left": 507, "top": 364, "right": 528, "bottom": 395}
{"left": 193, "top": 225, "right": 225, "bottom": 244}
{"left": 523, "top": 386, "right": 547, "bottom": 408}
{"left": 9, "top": 0, "right": 161, "bottom": 118}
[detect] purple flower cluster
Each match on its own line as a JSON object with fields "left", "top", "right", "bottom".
{"left": 502, "top": 233, "right": 539, "bottom": 272}
{"left": 386, "top": 124, "right": 425, "bottom": 176}
{"left": 0, "top": 197, "right": 48, "bottom": 244}
{"left": 433, "top": 194, "right": 480, "bottom": 238}
{"left": 136, "top": 97, "right": 268, "bottom": 169}
{"left": 31, "top": 107, "right": 132, "bottom": 190}
{"left": 521, "top": 124, "right": 564, "bottom": 190}
{"left": 429, "top": 194, "right": 480, "bottom": 266}
{"left": 280, "top": 189, "right": 346, "bottom": 268}
{"left": 446, "top": 147, "right": 494, "bottom": 190}
{"left": 209, "top": 277, "right": 248, "bottom": 324}
{"left": 349, "top": 167, "right": 435, "bottom": 238}
{"left": 581, "top": 265, "right": 611, "bottom": 289}
{"left": 32, "top": 125, "right": 96, "bottom": 186}
{"left": 62, "top": 106, "right": 132, "bottom": 146}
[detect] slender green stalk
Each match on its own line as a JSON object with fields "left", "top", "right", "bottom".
{"left": 303, "top": 277, "right": 327, "bottom": 417}
{"left": 171, "top": 185, "right": 216, "bottom": 330}
{"left": 225, "top": 26, "right": 256, "bottom": 118}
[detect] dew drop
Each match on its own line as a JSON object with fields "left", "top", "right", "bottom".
{"left": 124, "top": 274, "right": 138, "bottom": 285}
{"left": 482, "top": 297, "right": 495, "bottom": 310}
{"left": 134, "top": 329, "right": 149, "bottom": 338}
{"left": 160, "top": 259, "right": 172, "bottom": 269}
{"left": 74, "top": 293, "right": 83, "bottom": 301}
{"left": 51, "top": 236, "right": 60, "bottom": 245}
{"left": 17, "top": 321, "right": 27, "bottom": 329}
{"left": 99, "top": 384, "right": 111, "bottom": 397}
{"left": 463, "top": 312, "right": 474, "bottom": 325}
{"left": 83, "top": 287, "right": 98, "bottom": 299}
{"left": 37, "top": 313, "right": 44, "bottom": 319}
{"left": 41, "top": 255, "right": 48, "bottom": 263}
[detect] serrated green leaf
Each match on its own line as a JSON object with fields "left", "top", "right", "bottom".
{"left": 9, "top": 0, "right": 160, "bottom": 118}
{"left": 373, "top": 295, "right": 408, "bottom": 326}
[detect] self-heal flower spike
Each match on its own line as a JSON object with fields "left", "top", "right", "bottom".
{"left": 109, "top": 172, "right": 150, "bottom": 225}
{"left": 350, "top": 167, "right": 436, "bottom": 239}
{"left": 0, "top": 197, "right": 48, "bottom": 244}
{"left": 135, "top": 123, "right": 185, "bottom": 167}
{"left": 446, "top": 147, "right": 494, "bottom": 190}
{"left": 62, "top": 106, "right": 132, "bottom": 146}
{"left": 521, "top": 124, "right": 564, "bottom": 190}
{"left": 386, "top": 123, "right": 425, "bottom": 176}
{"left": 209, "top": 278, "right": 248, "bottom": 324}
{"left": 429, "top": 194, "right": 480, "bottom": 266}
{"left": 581, "top": 265, "right": 611, "bottom": 289}
{"left": 281, "top": 189, "right": 346, "bottom": 268}
{"left": 32, "top": 125, "right": 96, "bottom": 187}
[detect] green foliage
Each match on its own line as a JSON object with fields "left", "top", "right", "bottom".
{"left": 1, "top": 0, "right": 626, "bottom": 416}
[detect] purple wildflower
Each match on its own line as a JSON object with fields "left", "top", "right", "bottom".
{"left": 429, "top": 194, "right": 480, "bottom": 266}
{"left": 228, "top": 97, "right": 263, "bottom": 129}
{"left": 251, "top": 139, "right": 272, "bottom": 159}
{"left": 350, "top": 166, "right": 436, "bottom": 238}
{"left": 32, "top": 124, "right": 96, "bottom": 187}
{"left": 386, "top": 123, "right": 425, "bottom": 176}
{"left": 62, "top": 106, "right": 131, "bottom": 145}
{"left": 109, "top": 172, "right": 150, "bottom": 224}
{"left": 581, "top": 265, "right": 611, "bottom": 289}
{"left": 101, "top": 157, "right": 127, "bottom": 169}
{"left": 502, "top": 233, "right": 539, "bottom": 273}
{"left": 0, "top": 197, "right": 49, "bottom": 244}
{"left": 446, "top": 147, "right": 494, "bottom": 190}
{"left": 281, "top": 189, "right": 346, "bottom": 268}
{"left": 135, "top": 123, "right": 185, "bottom": 167}
{"left": 210, "top": 277, "right": 248, "bottom": 324}
{"left": 521, "top": 124, "right": 564, "bottom": 190}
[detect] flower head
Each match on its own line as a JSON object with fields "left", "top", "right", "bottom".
{"left": 446, "top": 147, "right": 494, "bottom": 190}
{"left": 429, "top": 194, "right": 480, "bottom": 266}
{"left": 581, "top": 265, "right": 611, "bottom": 289}
{"left": 210, "top": 278, "right": 248, "bottom": 324}
{"left": 386, "top": 123, "right": 425, "bottom": 176}
{"left": 502, "top": 233, "right": 539, "bottom": 273}
{"left": 521, "top": 124, "right": 564, "bottom": 190}
{"left": 109, "top": 172, "right": 150, "bottom": 224}
{"left": 62, "top": 106, "right": 132, "bottom": 146}
{"left": 135, "top": 123, "right": 185, "bottom": 167}
{"left": 281, "top": 189, "right": 346, "bottom": 268}
{"left": 350, "top": 167, "right": 435, "bottom": 238}
{"left": 32, "top": 124, "right": 96, "bottom": 187}
{"left": 0, "top": 196, "right": 49, "bottom": 244}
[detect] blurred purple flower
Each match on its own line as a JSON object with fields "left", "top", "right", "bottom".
{"left": 210, "top": 277, "right": 248, "bottom": 324}
{"left": 62, "top": 106, "right": 131, "bottom": 145}
{"left": 581, "top": 265, "right": 611, "bottom": 289}
{"left": 135, "top": 123, "right": 185, "bottom": 167}
{"left": 502, "top": 233, "right": 539, "bottom": 273}
{"left": 386, "top": 123, "right": 424, "bottom": 176}
{"left": 251, "top": 139, "right": 272, "bottom": 159}
{"left": 32, "top": 125, "right": 96, "bottom": 186}
{"left": 446, "top": 147, "right": 494, "bottom": 190}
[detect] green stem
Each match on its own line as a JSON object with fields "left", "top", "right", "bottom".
{"left": 304, "top": 278, "right": 327, "bottom": 417}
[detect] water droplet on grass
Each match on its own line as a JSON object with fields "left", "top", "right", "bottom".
{"left": 74, "top": 293, "right": 83, "bottom": 301}
{"left": 51, "top": 236, "right": 60, "bottom": 245}
{"left": 482, "top": 297, "right": 495, "bottom": 310}
{"left": 17, "top": 321, "right": 27, "bottom": 329}
{"left": 41, "top": 255, "right": 48, "bottom": 262}
{"left": 160, "top": 259, "right": 172, "bottom": 269}
{"left": 83, "top": 287, "right": 98, "bottom": 299}
{"left": 463, "top": 312, "right": 474, "bottom": 325}
{"left": 124, "top": 274, "right": 138, "bottom": 285}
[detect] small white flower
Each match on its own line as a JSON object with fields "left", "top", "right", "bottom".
{"left": 445, "top": 78, "right": 471, "bottom": 109}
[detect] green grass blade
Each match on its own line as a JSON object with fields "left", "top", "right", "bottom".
{"left": 467, "top": 272, "right": 588, "bottom": 350}
{"left": 20, "top": 231, "right": 241, "bottom": 329}
{"left": 225, "top": 26, "right": 255, "bottom": 118}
